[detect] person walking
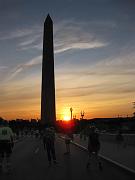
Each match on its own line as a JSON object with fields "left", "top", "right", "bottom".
{"left": 115, "top": 130, "right": 124, "bottom": 148}
{"left": 0, "top": 121, "right": 14, "bottom": 173}
{"left": 64, "top": 134, "right": 71, "bottom": 155}
{"left": 43, "top": 127, "right": 57, "bottom": 166}
{"left": 86, "top": 126, "right": 102, "bottom": 170}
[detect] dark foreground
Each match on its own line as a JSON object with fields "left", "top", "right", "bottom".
{"left": 0, "top": 136, "right": 134, "bottom": 180}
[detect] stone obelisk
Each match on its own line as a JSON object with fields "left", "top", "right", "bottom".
{"left": 41, "top": 14, "right": 56, "bottom": 125}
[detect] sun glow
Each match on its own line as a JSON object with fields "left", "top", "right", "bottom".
{"left": 63, "top": 116, "right": 70, "bottom": 121}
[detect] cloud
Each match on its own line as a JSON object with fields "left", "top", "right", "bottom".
{"left": 1, "top": 19, "right": 108, "bottom": 54}
{"left": 55, "top": 44, "right": 135, "bottom": 102}
{"left": 0, "top": 66, "right": 8, "bottom": 70}
{"left": 0, "top": 25, "right": 41, "bottom": 40}
{"left": 89, "top": 49, "right": 135, "bottom": 76}
{"left": 0, "top": 78, "right": 41, "bottom": 114}
{"left": 7, "top": 38, "right": 135, "bottom": 83}
{"left": 20, "top": 20, "right": 108, "bottom": 53}
{"left": 56, "top": 42, "right": 135, "bottom": 78}
{"left": 56, "top": 81, "right": 135, "bottom": 99}
{"left": 2, "top": 18, "right": 133, "bottom": 81}
{"left": 6, "top": 56, "right": 41, "bottom": 81}
{"left": 0, "top": 29, "right": 32, "bottom": 40}
{"left": 54, "top": 20, "right": 108, "bottom": 53}
{"left": 18, "top": 34, "right": 42, "bottom": 50}
{"left": 0, "top": 19, "right": 109, "bottom": 80}
{"left": 19, "top": 38, "right": 37, "bottom": 47}
{"left": 54, "top": 41, "right": 106, "bottom": 53}
{"left": 0, "top": 66, "right": 8, "bottom": 82}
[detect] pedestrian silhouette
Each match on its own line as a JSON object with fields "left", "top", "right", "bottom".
{"left": 0, "top": 121, "right": 14, "bottom": 173}
{"left": 86, "top": 126, "right": 102, "bottom": 170}
{"left": 116, "top": 130, "right": 124, "bottom": 148}
{"left": 43, "top": 127, "right": 57, "bottom": 166}
{"left": 64, "top": 134, "right": 71, "bottom": 155}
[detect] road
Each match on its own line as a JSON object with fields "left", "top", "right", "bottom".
{"left": 73, "top": 135, "right": 135, "bottom": 171}
{"left": 0, "top": 136, "right": 134, "bottom": 180}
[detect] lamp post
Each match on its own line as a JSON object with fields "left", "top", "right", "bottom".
{"left": 81, "top": 111, "right": 85, "bottom": 120}
{"left": 70, "top": 107, "right": 73, "bottom": 120}
{"left": 133, "top": 102, "right": 135, "bottom": 117}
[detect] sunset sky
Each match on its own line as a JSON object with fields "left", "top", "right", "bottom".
{"left": 0, "top": 0, "right": 135, "bottom": 120}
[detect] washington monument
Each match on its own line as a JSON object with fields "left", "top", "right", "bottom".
{"left": 41, "top": 14, "right": 56, "bottom": 125}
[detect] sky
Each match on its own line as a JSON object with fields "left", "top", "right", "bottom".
{"left": 0, "top": 0, "right": 135, "bottom": 120}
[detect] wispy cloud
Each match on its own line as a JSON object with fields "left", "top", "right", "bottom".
{"left": 0, "top": 19, "right": 110, "bottom": 80}
{"left": 57, "top": 82, "right": 135, "bottom": 99}
{"left": 6, "top": 56, "right": 41, "bottom": 81}
{"left": 0, "top": 29, "right": 32, "bottom": 40}
{"left": 0, "top": 66, "right": 8, "bottom": 70}
{"left": 57, "top": 44, "right": 135, "bottom": 77}
{"left": 7, "top": 40, "right": 135, "bottom": 81}
{"left": 0, "top": 26, "right": 41, "bottom": 40}
{"left": 1, "top": 20, "right": 108, "bottom": 53}
{"left": 55, "top": 45, "right": 135, "bottom": 103}
{"left": 0, "top": 66, "right": 8, "bottom": 82}
{"left": 19, "top": 37, "right": 38, "bottom": 47}
{"left": 19, "top": 21, "right": 108, "bottom": 53}
{"left": 54, "top": 20, "right": 108, "bottom": 53}
{"left": 88, "top": 49, "right": 135, "bottom": 76}
{"left": 54, "top": 41, "right": 106, "bottom": 53}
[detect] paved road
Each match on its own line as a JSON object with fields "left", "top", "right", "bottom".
{"left": 0, "top": 137, "right": 134, "bottom": 180}
{"left": 73, "top": 135, "right": 135, "bottom": 171}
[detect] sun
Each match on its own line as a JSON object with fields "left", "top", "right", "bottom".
{"left": 63, "top": 116, "right": 70, "bottom": 121}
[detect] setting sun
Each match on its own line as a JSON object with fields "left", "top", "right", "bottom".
{"left": 63, "top": 116, "right": 70, "bottom": 121}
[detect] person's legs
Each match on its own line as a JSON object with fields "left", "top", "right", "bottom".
{"left": 67, "top": 143, "right": 70, "bottom": 153}
{"left": 0, "top": 142, "right": 5, "bottom": 171}
{"left": 0, "top": 153, "right": 4, "bottom": 171}
{"left": 65, "top": 144, "right": 68, "bottom": 153}
{"left": 66, "top": 143, "right": 70, "bottom": 153}
{"left": 64, "top": 143, "right": 68, "bottom": 155}
{"left": 50, "top": 145, "right": 57, "bottom": 163}
{"left": 86, "top": 152, "right": 92, "bottom": 168}
{"left": 46, "top": 145, "right": 52, "bottom": 165}
{"left": 66, "top": 144, "right": 68, "bottom": 152}
{"left": 95, "top": 151, "right": 103, "bottom": 170}
{"left": 5, "top": 143, "right": 12, "bottom": 172}
{"left": 67, "top": 144, "right": 69, "bottom": 153}
{"left": 5, "top": 154, "right": 12, "bottom": 172}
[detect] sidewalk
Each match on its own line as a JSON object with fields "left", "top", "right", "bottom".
{"left": 73, "top": 134, "right": 135, "bottom": 171}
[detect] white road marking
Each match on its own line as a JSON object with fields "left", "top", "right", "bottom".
{"left": 60, "top": 136, "right": 135, "bottom": 175}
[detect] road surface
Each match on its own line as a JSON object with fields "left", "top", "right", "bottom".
{"left": 0, "top": 136, "right": 134, "bottom": 180}
{"left": 73, "top": 134, "right": 135, "bottom": 171}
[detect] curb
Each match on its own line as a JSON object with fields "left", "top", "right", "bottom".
{"left": 60, "top": 136, "right": 135, "bottom": 176}
{"left": 72, "top": 141, "right": 135, "bottom": 176}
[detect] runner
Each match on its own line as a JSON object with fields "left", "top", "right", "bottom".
{"left": 115, "top": 130, "right": 124, "bottom": 148}
{"left": 43, "top": 127, "right": 57, "bottom": 166}
{"left": 35, "top": 129, "right": 39, "bottom": 139}
{"left": 86, "top": 126, "right": 102, "bottom": 170}
{"left": 64, "top": 134, "right": 71, "bottom": 155}
{"left": 0, "top": 121, "right": 14, "bottom": 173}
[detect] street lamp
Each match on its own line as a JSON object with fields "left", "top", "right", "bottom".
{"left": 70, "top": 107, "right": 73, "bottom": 120}
{"left": 132, "top": 102, "right": 135, "bottom": 117}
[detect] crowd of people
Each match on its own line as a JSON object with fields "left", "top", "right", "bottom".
{"left": 0, "top": 120, "right": 104, "bottom": 174}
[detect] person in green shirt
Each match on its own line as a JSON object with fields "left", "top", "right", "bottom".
{"left": 0, "top": 121, "right": 14, "bottom": 173}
